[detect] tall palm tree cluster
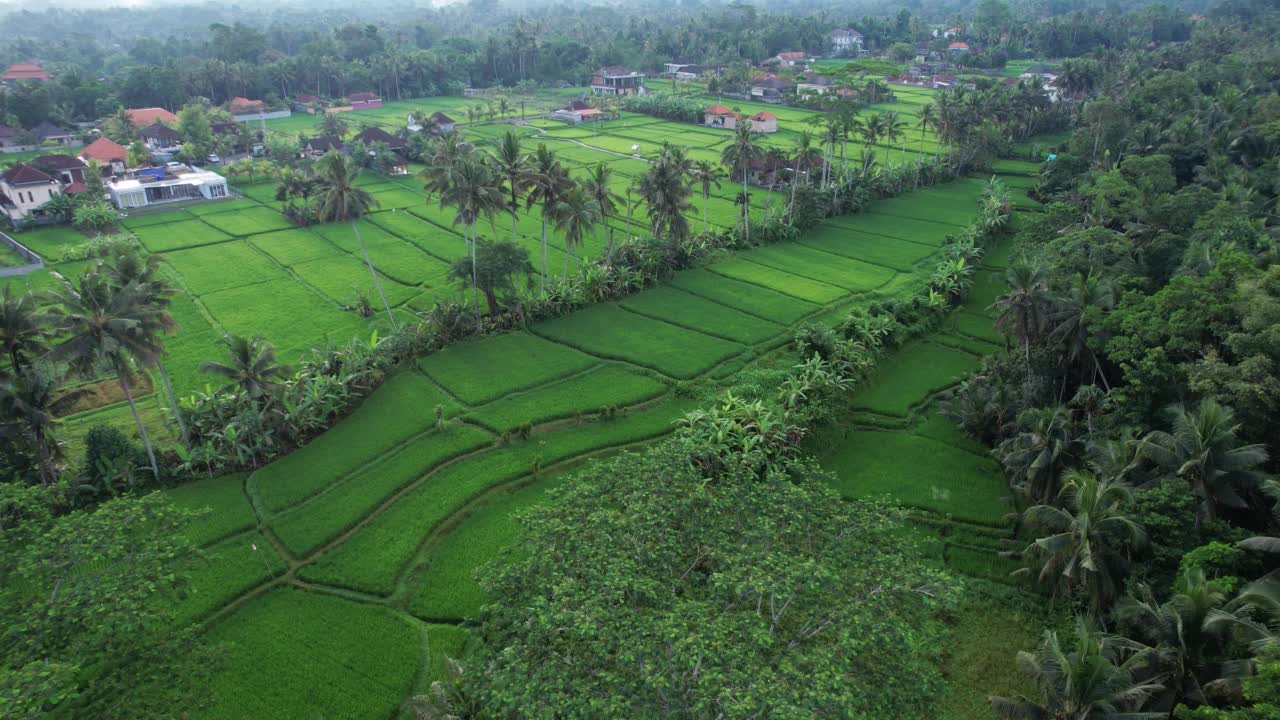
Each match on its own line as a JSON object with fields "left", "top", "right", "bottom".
{"left": 1, "top": 253, "right": 180, "bottom": 485}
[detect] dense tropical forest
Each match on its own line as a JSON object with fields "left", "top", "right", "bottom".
{"left": 1, "top": 0, "right": 1279, "bottom": 716}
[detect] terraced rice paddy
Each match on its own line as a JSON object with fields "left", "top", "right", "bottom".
{"left": 0, "top": 88, "right": 1040, "bottom": 717}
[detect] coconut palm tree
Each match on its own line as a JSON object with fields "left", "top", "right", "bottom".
{"left": 993, "top": 261, "right": 1053, "bottom": 375}
{"left": 312, "top": 151, "right": 395, "bottom": 330}
{"left": 998, "top": 405, "right": 1085, "bottom": 505}
{"left": 1018, "top": 470, "right": 1146, "bottom": 615}
{"left": 316, "top": 109, "right": 349, "bottom": 138}
{"left": 636, "top": 144, "right": 692, "bottom": 243}
{"left": 491, "top": 129, "right": 534, "bottom": 246}
{"left": 0, "top": 366, "right": 61, "bottom": 484}
{"left": 440, "top": 155, "right": 505, "bottom": 329}
{"left": 0, "top": 285, "right": 52, "bottom": 378}
{"left": 199, "top": 334, "right": 292, "bottom": 403}
{"left": 1136, "top": 399, "right": 1269, "bottom": 523}
{"left": 789, "top": 130, "right": 821, "bottom": 217}
{"left": 990, "top": 619, "right": 1164, "bottom": 720}
{"left": 584, "top": 162, "right": 622, "bottom": 260}
{"left": 524, "top": 143, "right": 568, "bottom": 292}
{"left": 104, "top": 251, "right": 189, "bottom": 445}
{"left": 1115, "top": 568, "right": 1228, "bottom": 710}
{"left": 47, "top": 268, "right": 166, "bottom": 479}
{"left": 881, "top": 110, "right": 909, "bottom": 167}
{"left": 917, "top": 103, "right": 938, "bottom": 159}
{"left": 721, "top": 125, "right": 761, "bottom": 244}
{"left": 1050, "top": 272, "right": 1114, "bottom": 389}
{"left": 821, "top": 117, "right": 842, "bottom": 187}
{"left": 688, "top": 160, "right": 724, "bottom": 234}
{"left": 551, "top": 183, "right": 598, "bottom": 278}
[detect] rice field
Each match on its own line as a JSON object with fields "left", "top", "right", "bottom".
{"left": 0, "top": 88, "right": 1050, "bottom": 719}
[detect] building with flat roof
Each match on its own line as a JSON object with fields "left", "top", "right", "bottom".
{"left": 107, "top": 164, "right": 228, "bottom": 209}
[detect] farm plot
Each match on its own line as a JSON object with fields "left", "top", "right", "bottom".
{"left": 410, "top": 475, "right": 560, "bottom": 620}
{"left": 132, "top": 218, "right": 233, "bottom": 253}
{"left": 164, "top": 242, "right": 290, "bottom": 294}
{"left": 851, "top": 340, "right": 982, "bottom": 417}
{"left": 247, "top": 228, "right": 343, "bottom": 266}
{"left": 160, "top": 293, "right": 228, "bottom": 398}
{"left": 418, "top": 331, "right": 598, "bottom": 405}
{"left": 737, "top": 244, "right": 897, "bottom": 293}
{"left": 198, "top": 589, "right": 420, "bottom": 720}
{"left": 796, "top": 223, "right": 938, "bottom": 271}
{"left": 197, "top": 278, "right": 367, "bottom": 360}
{"left": 618, "top": 286, "right": 784, "bottom": 344}
{"left": 10, "top": 225, "right": 89, "bottom": 260}
{"left": 163, "top": 472, "right": 254, "bottom": 546}
{"left": 706, "top": 258, "right": 847, "bottom": 304}
{"left": 185, "top": 198, "right": 264, "bottom": 217}
{"left": 173, "top": 530, "right": 286, "bottom": 625}
{"left": 870, "top": 181, "right": 987, "bottom": 227}
{"left": 531, "top": 304, "right": 745, "bottom": 379}
{"left": 820, "top": 430, "right": 1007, "bottom": 526}
{"left": 199, "top": 206, "right": 294, "bottom": 236}
{"left": 123, "top": 210, "right": 194, "bottom": 229}
{"left": 270, "top": 423, "right": 493, "bottom": 556}
{"left": 669, "top": 268, "right": 820, "bottom": 324}
{"left": 826, "top": 210, "right": 960, "bottom": 246}
{"left": 300, "top": 398, "right": 700, "bottom": 595}
{"left": 464, "top": 365, "right": 668, "bottom": 433}
{"left": 251, "top": 371, "right": 456, "bottom": 513}
{"left": 289, "top": 255, "right": 421, "bottom": 307}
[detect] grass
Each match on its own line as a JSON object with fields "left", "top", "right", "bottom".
{"left": 173, "top": 530, "right": 285, "bottom": 625}
{"left": 132, "top": 219, "right": 233, "bottom": 253}
{"left": 198, "top": 588, "right": 420, "bottom": 720}
{"left": 796, "top": 223, "right": 938, "bottom": 271}
{"left": 827, "top": 211, "right": 961, "bottom": 246}
{"left": 705, "top": 258, "right": 848, "bottom": 304}
{"left": 737, "top": 244, "right": 898, "bottom": 293}
{"left": 269, "top": 424, "right": 493, "bottom": 556}
{"left": 7, "top": 225, "right": 88, "bottom": 260}
{"left": 417, "top": 331, "right": 598, "bottom": 406}
{"left": 199, "top": 206, "right": 294, "bottom": 236}
{"left": 819, "top": 430, "right": 1007, "bottom": 525}
{"left": 936, "top": 595, "right": 1042, "bottom": 720}
{"left": 164, "top": 242, "right": 290, "bottom": 294}
{"left": 252, "top": 372, "right": 457, "bottom": 513}
{"left": 668, "top": 268, "right": 819, "bottom": 324}
{"left": 464, "top": 365, "right": 668, "bottom": 433}
{"left": 424, "top": 625, "right": 472, "bottom": 682}
{"left": 853, "top": 341, "right": 982, "bottom": 417}
{"left": 531, "top": 304, "right": 745, "bottom": 380}
{"left": 299, "top": 398, "right": 699, "bottom": 595}
{"left": 247, "top": 228, "right": 344, "bottom": 266}
{"left": 618, "top": 286, "right": 784, "bottom": 345}
{"left": 162, "top": 472, "right": 253, "bottom": 546}
{"left": 196, "top": 278, "right": 368, "bottom": 361}
{"left": 410, "top": 475, "right": 561, "bottom": 620}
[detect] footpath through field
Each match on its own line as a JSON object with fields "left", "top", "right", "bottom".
{"left": 165, "top": 178, "right": 999, "bottom": 720}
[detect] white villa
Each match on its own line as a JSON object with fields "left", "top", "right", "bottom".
{"left": 107, "top": 164, "right": 228, "bottom": 209}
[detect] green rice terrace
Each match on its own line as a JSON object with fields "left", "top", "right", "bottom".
{"left": 0, "top": 94, "right": 1047, "bottom": 718}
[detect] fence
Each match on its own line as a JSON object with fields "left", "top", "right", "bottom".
{"left": 0, "top": 230, "right": 44, "bottom": 277}
{"left": 232, "top": 110, "right": 292, "bottom": 123}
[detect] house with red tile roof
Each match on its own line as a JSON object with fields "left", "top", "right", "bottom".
{"left": 228, "top": 97, "right": 266, "bottom": 115}
{"left": 79, "top": 137, "right": 129, "bottom": 174}
{"left": 2, "top": 63, "right": 50, "bottom": 83}
{"left": 748, "top": 111, "right": 778, "bottom": 133}
{"left": 948, "top": 42, "right": 971, "bottom": 53}
{"left": 704, "top": 103, "right": 743, "bottom": 129}
{"left": 347, "top": 92, "right": 382, "bottom": 110}
{"left": 126, "top": 107, "right": 179, "bottom": 127}
{"left": 773, "top": 51, "right": 809, "bottom": 67}
{"left": 0, "top": 163, "right": 63, "bottom": 225}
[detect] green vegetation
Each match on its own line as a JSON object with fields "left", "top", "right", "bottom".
{"left": 617, "top": 286, "right": 784, "bottom": 344}
{"left": 417, "top": 331, "right": 597, "bottom": 405}
{"left": 464, "top": 365, "right": 667, "bottom": 433}
{"left": 852, "top": 340, "right": 982, "bottom": 417}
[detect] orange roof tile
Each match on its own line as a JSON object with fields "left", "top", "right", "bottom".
{"left": 79, "top": 137, "right": 128, "bottom": 163}
{"left": 704, "top": 103, "right": 736, "bottom": 115}
{"left": 126, "top": 107, "right": 178, "bottom": 126}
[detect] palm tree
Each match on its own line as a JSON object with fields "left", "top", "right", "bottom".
{"left": 584, "top": 162, "right": 622, "bottom": 260}
{"left": 199, "top": 334, "right": 292, "bottom": 402}
{"left": 104, "top": 251, "right": 188, "bottom": 445}
{"left": 721, "top": 125, "right": 761, "bottom": 244}
{"left": 1050, "top": 272, "right": 1114, "bottom": 389}
{"left": 917, "top": 103, "right": 938, "bottom": 160}
{"left": 491, "top": 129, "right": 534, "bottom": 246}
{"left": 881, "top": 110, "right": 908, "bottom": 167}
{"left": 440, "top": 156, "right": 504, "bottom": 327}
{"left": 316, "top": 109, "right": 349, "bottom": 138}
{"left": 0, "top": 367, "right": 61, "bottom": 484}
{"left": 47, "top": 269, "right": 166, "bottom": 479}
{"left": 1137, "top": 399, "right": 1269, "bottom": 523}
{"left": 688, "top": 160, "right": 724, "bottom": 234}
{"left": 789, "top": 130, "right": 821, "bottom": 217}
{"left": 0, "top": 285, "right": 52, "bottom": 377}
{"left": 446, "top": 239, "right": 533, "bottom": 317}
{"left": 998, "top": 405, "right": 1085, "bottom": 504}
{"left": 551, "top": 183, "right": 598, "bottom": 278}
{"left": 990, "top": 619, "right": 1164, "bottom": 720}
{"left": 525, "top": 143, "right": 567, "bottom": 292}
{"left": 1018, "top": 470, "right": 1146, "bottom": 615}
{"left": 1116, "top": 568, "right": 1228, "bottom": 710}
{"left": 313, "top": 151, "right": 395, "bottom": 331}
{"left": 635, "top": 144, "right": 692, "bottom": 243}
{"left": 993, "top": 261, "right": 1053, "bottom": 375}
{"left": 860, "top": 113, "right": 886, "bottom": 178}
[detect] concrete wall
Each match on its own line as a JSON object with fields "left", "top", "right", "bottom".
{"left": 232, "top": 109, "right": 292, "bottom": 123}
{"left": 0, "top": 230, "right": 44, "bottom": 277}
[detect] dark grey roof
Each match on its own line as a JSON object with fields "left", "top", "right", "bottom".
{"left": 139, "top": 121, "right": 180, "bottom": 140}
{"left": 353, "top": 126, "right": 405, "bottom": 149}
{"left": 30, "top": 154, "right": 85, "bottom": 171}
{"left": 1, "top": 162, "right": 55, "bottom": 185}
{"left": 31, "top": 121, "right": 71, "bottom": 139}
